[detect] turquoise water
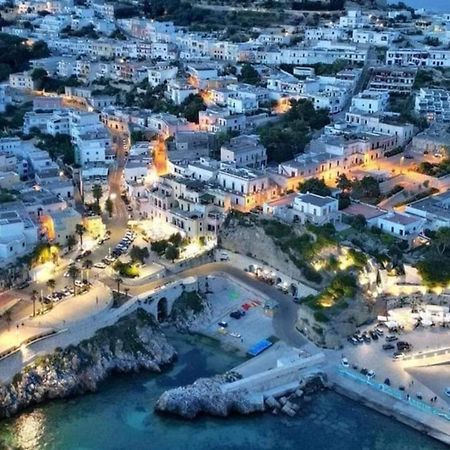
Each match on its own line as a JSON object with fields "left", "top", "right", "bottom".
{"left": 388, "top": 0, "right": 450, "bottom": 12}
{"left": 0, "top": 333, "right": 448, "bottom": 450}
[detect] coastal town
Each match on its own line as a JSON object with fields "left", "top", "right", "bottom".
{"left": 0, "top": 0, "right": 449, "bottom": 447}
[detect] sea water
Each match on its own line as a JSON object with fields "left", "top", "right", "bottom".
{"left": 388, "top": 0, "right": 450, "bottom": 13}
{"left": 0, "top": 333, "right": 447, "bottom": 450}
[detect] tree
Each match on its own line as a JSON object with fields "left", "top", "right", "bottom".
{"left": 82, "top": 259, "right": 93, "bottom": 281}
{"left": 92, "top": 184, "right": 103, "bottom": 212}
{"left": 351, "top": 214, "right": 367, "bottom": 231}
{"left": 31, "top": 67, "right": 48, "bottom": 90}
{"left": 180, "top": 93, "right": 206, "bottom": 123}
{"left": 46, "top": 278, "right": 56, "bottom": 307}
{"left": 68, "top": 265, "right": 80, "bottom": 295}
{"left": 351, "top": 176, "right": 380, "bottom": 200}
{"left": 75, "top": 224, "right": 86, "bottom": 248}
{"left": 258, "top": 99, "right": 329, "bottom": 163}
{"left": 432, "top": 227, "right": 450, "bottom": 255}
{"left": 115, "top": 277, "right": 123, "bottom": 295}
{"left": 46, "top": 278, "right": 56, "bottom": 295}
{"left": 105, "top": 197, "right": 114, "bottom": 218}
{"left": 129, "top": 245, "right": 149, "bottom": 264}
{"left": 169, "top": 232, "right": 182, "bottom": 247}
{"left": 238, "top": 63, "right": 261, "bottom": 85}
{"left": 299, "top": 178, "right": 331, "bottom": 197}
{"left": 165, "top": 245, "right": 179, "bottom": 262}
{"left": 151, "top": 239, "right": 169, "bottom": 255}
{"left": 31, "top": 289, "right": 38, "bottom": 317}
{"left": 336, "top": 174, "right": 352, "bottom": 192}
{"left": 67, "top": 234, "right": 77, "bottom": 251}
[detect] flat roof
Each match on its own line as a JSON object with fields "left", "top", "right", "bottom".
{"left": 382, "top": 212, "right": 421, "bottom": 226}
{"left": 342, "top": 203, "right": 386, "bottom": 220}
{"left": 297, "top": 193, "right": 336, "bottom": 207}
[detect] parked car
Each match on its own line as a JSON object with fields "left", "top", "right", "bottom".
{"left": 385, "top": 335, "right": 398, "bottom": 342}
{"left": 375, "top": 328, "right": 384, "bottom": 336}
{"left": 17, "top": 281, "right": 30, "bottom": 290}
{"left": 444, "top": 387, "right": 450, "bottom": 397}
{"left": 382, "top": 343, "right": 395, "bottom": 351}
{"left": 219, "top": 252, "right": 230, "bottom": 261}
{"left": 397, "top": 341, "right": 412, "bottom": 352}
{"left": 230, "top": 310, "right": 243, "bottom": 319}
{"left": 341, "top": 358, "right": 349, "bottom": 367}
{"left": 367, "top": 370, "right": 375, "bottom": 379}
{"left": 347, "top": 336, "right": 358, "bottom": 346}
{"left": 393, "top": 352, "right": 405, "bottom": 360}
{"left": 218, "top": 321, "right": 228, "bottom": 328}
{"left": 369, "top": 331, "right": 379, "bottom": 341}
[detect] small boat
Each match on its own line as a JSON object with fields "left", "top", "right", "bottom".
{"left": 230, "top": 332, "right": 242, "bottom": 339}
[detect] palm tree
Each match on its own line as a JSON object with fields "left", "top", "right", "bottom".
{"left": 67, "top": 234, "right": 77, "bottom": 251}
{"left": 75, "top": 224, "right": 86, "bottom": 248}
{"left": 46, "top": 278, "right": 56, "bottom": 296}
{"left": 115, "top": 277, "right": 123, "bottom": 296}
{"left": 31, "top": 289, "right": 38, "bottom": 317}
{"left": 92, "top": 184, "right": 103, "bottom": 213}
{"left": 68, "top": 265, "right": 80, "bottom": 295}
{"left": 4, "top": 310, "right": 12, "bottom": 331}
{"left": 82, "top": 259, "right": 93, "bottom": 282}
{"left": 105, "top": 197, "right": 114, "bottom": 218}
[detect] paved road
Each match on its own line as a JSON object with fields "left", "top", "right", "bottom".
{"left": 108, "top": 132, "right": 130, "bottom": 224}
{"left": 101, "top": 262, "right": 307, "bottom": 348}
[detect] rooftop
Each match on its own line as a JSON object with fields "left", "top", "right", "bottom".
{"left": 342, "top": 203, "right": 386, "bottom": 220}
{"left": 297, "top": 192, "right": 336, "bottom": 207}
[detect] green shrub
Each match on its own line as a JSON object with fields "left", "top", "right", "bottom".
{"left": 314, "top": 311, "right": 330, "bottom": 323}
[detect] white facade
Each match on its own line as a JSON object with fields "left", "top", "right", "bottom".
{"left": 292, "top": 193, "right": 340, "bottom": 225}
{"left": 377, "top": 212, "right": 425, "bottom": 239}
{"left": 350, "top": 89, "right": 389, "bottom": 114}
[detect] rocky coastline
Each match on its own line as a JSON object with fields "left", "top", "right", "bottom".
{"left": 155, "top": 372, "right": 325, "bottom": 419}
{"left": 0, "top": 308, "right": 176, "bottom": 419}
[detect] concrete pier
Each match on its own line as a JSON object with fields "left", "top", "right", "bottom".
{"left": 327, "top": 368, "right": 450, "bottom": 446}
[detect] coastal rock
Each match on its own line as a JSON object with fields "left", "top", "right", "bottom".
{"left": 0, "top": 309, "right": 176, "bottom": 419}
{"left": 155, "top": 374, "right": 264, "bottom": 419}
{"left": 265, "top": 396, "right": 280, "bottom": 410}
{"left": 170, "top": 291, "right": 212, "bottom": 332}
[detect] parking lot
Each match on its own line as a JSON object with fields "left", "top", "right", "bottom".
{"left": 196, "top": 276, "right": 276, "bottom": 353}
{"left": 342, "top": 321, "right": 450, "bottom": 409}
{"left": 102, "top": 229, "right": 137, "bottom": 266}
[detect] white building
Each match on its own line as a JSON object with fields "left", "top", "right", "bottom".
{"left": 220, "top": 135, "right": 267, "bottom": 169}
{"left": 291, "top": 192, "right": 340, "bottom": 225}
{"left": 345, "top": 112, "right": 414, "bottom": 145}
{"left": 9, "top": 72, "right": 37, "bottom": 91}
{"left": 368, "top": 66, "right": 417, "bottom": 94}
{"left": 352, "top": 29, "right": 399, "bottom": 47}
{"left": 415, "top": 88, "right": 450, "bottom": 123}
{"left": 405, "top": 190, "right": 450, "bottom": 231}
{"left": 148, "top": 64, "right": 178, "bottom": 87}
{"left": 0, "top": 205, "right": 39, "bottom": 263}
{"left": 166, "top": 80, "right": 198, "bottom": 105}
{"left": 386, "top": 49, "right": 450, "bottom": 68}
{"left": 339, "top": 9, "right": 370, "bottom": 29}
{"left": 350, "top": 89, "right": 389, "bottom": 114}
{"left": 377, "top": 212, "right": 425, "bottom": 239}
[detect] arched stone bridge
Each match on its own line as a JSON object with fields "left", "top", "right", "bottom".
{"left": 135, "top": 276, "right": 200, "bottom": 322}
